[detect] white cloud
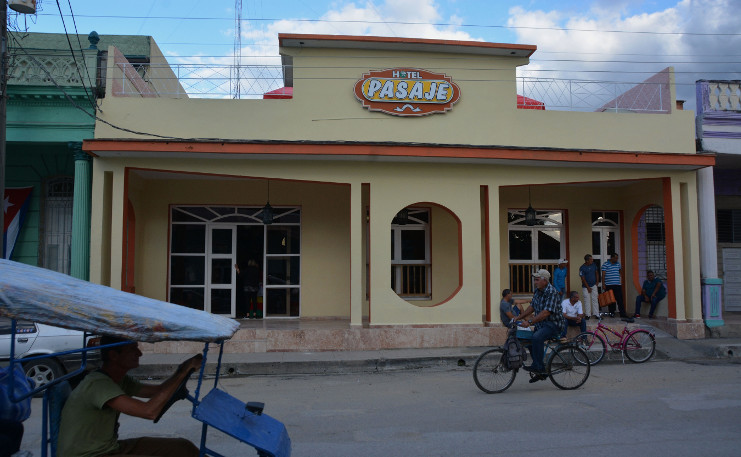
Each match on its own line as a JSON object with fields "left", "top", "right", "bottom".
{"left": 508, "top": 0, "right": 741, "bottom": 110}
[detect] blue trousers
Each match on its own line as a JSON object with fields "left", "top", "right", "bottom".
{"left": 529, "top": 321, "right": 560, "bottom": 372}
{"left": 560, "top": 318, "right": 587, "bottom": 337}
{"left": 635, "top": 295, "right": 663, "bottom": 317}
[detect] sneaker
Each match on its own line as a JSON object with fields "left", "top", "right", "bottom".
{"left": 648, "top": 314, "right": 654, "bottom": 319}
{"left": 634, "top": 314, "right": 641, "bottom": 318}
{"left": 528, "top": 373, "right": 548, "bottom": 383}
{"left": 608, "top": 313, "right": 615, "bottom": 318}
{"left": 559, "top": 337, "right": 568, "bottom": 343}
{"left": 522, "top": 365, "right": 543, "bottom": 374}
{"left": 584, "top": 316, "right": 590, "bottom": 320}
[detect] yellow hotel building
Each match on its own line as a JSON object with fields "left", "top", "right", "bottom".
{"left": 84, "top": 34, "right": 717, "bottom": 352}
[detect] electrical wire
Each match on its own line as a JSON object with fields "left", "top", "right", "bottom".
{"left": 53, "top": 0, "right": 97, "bottom": 113}
{"left": 35, "top": 13, "right": 741, "bottom": 37}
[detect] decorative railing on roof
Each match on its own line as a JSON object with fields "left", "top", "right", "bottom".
{"left": 111, "top": 62, "right": 669, "bottom": 113}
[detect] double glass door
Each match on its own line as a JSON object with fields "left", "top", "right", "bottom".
{"left": 591, "top": 211, "right": 620, "bottom": 271}
{"left": 208, "top": 226, "right": 237, "bottom": 316}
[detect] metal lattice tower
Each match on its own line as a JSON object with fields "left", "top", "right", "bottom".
{"left": 233, "top": 0, "right": 242, "bottom": 99}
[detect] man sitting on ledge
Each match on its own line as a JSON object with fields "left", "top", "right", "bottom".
{"left": 58, "top": 336, "right": 202, "bottom": 457}
{"left": 634, "top": 270, "right": 666, "bottom": 319}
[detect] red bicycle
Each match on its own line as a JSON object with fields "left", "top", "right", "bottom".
{"left": 573, "top": 317, "right": 655, "bottom": 365}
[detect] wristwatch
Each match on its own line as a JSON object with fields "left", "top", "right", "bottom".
{"left": 528, "top": 319, "right": 533, "bottom": 324}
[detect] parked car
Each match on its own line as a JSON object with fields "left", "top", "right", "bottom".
{"left": 0, "top": 317, "right": 101, "bottom": 393}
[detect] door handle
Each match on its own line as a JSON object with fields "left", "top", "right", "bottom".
{"left": 16, "top": 338, "right": 29, "bottom": 343}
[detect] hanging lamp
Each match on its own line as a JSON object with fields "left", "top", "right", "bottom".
{"left": 525, "top": 186, "right": 536, "bottom": 226}
{"left": 261, "top": 180, "right": 274, "bottom": 225}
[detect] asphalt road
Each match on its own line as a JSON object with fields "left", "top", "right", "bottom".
{"left": 20, "top": 359, "right": 741, "bottom": 457}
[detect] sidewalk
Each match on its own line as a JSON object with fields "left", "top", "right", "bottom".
{"left": 132, "top": 326, "right": 741, "bottom": 379}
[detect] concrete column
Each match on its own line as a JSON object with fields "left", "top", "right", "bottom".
{"left": 350, "top": 182, "right": 363, "bottom": 327}
{"left": 697, "top": 167, "right": 724, "bottom": 327}
{"left": 69, "top": 142, "right": 91, "bottom": 280}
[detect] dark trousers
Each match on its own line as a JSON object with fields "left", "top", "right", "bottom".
{"left": 528, "top": 321, "right": 560, "bottom": 372}
{"left": 105, "top": 437, "right": 199, "bottom": 457}
{"left": 560, "top": 318, "right": 587, "bottom": 337}
{"left": 606, "top": 284, "right": 625, "bottom": 316}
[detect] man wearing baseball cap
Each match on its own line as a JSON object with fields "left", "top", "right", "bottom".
{"left": 517, "top": 269, "right": 566, "bottom": 382}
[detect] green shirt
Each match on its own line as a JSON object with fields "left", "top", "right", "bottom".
{"left": 58, "top": 371, "right": 142, "bottom": 457}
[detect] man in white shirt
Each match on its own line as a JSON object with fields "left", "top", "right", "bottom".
{"left": 560, "top": 291, "right": 587, "bottom": 338}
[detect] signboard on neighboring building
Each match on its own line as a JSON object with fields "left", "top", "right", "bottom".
{"left": 354, "top": 68, "right": 461, "bottom": 117}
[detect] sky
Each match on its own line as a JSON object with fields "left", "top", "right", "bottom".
{"left": 10, "top": 0, "right": 741, "bottom": 110}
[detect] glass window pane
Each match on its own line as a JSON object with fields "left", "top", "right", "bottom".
{"left": 172, "top": 209, "right": 202, "bottom": 222}
{"left": 211, "top": 259, "right": 233, "bottom": 284}
{"left": 592, "top": 231, "right": 601, "bottom": 255}
{"left": 401, "top": 230, "right": 426, "bottom": 260}
{"left": 171, "top": 256, "right": 205, "bottom": 285}
{"left": 171, "top": 224, "right": 205, "bottom": 253}
{"left": 606, "top": 212, "right": 619, "bottom": 224}
{"left": 509, "top": 230, "right": 532, "bottom": 260}
{"left": 606, "top": 231, "right": 616, "bottom": 255}
{"left": 266, "top": 288, "right": 299, "bottom": 317}
{"left": 210, "top": 289, "right": 232, "bottom": 314}
{"left": 274, "top": 209, "right": 301, "bottom": 224}
{"left": 391, "top": 232, "right": 395, "bottom": 260}
{"left": 211, "top": 229, "right": 233, "bottom": 254}
{"left": 540, "top": 211, "right": 562, "bottom": 225}
{"left": 591, "top": 212, "right": 602, "bottom": 224}
{"left": 267, "top": 226, "right": 300, "bottom": 254}
{"left": 410, "top": 209, "right": 429, "bottom": 224}
{"left": 170, "top": 287, "right": 205, "bottom": 311}
{"left": 537, "top": 230, "right": 561, "bottom": 260}
{"left": 266, "top": 257, "right": 300, "bottom": 285}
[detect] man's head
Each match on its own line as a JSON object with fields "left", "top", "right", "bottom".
{"left": 646, "top": 270, "right": 655, "bottom": 280}
{"left": 558, "top": 259, "right": 568, "bottom": 269}
{"left": 100, "top": 335, "right": 141, "bottom": 371}
{"left": 501, "top": 289, "right": 512, "bottom": 301}
{"left": 584, "top": 254, "right": 593, "bottom": 265}
{"left": 610, "top": 253, "right": 619, "bottom": 263}
{"left": 532, "top": 269, "right": 551, "bottom": 290}
{"left": 569, "top": 291, "right": 580, "bottom": 304}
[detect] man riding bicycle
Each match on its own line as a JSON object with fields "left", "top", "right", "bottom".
{"left": 517, "top": 269, "right": 566, "bottom": 382}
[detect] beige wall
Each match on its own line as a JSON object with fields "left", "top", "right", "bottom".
{"left": 88, "top": 153, "right": 704, "bottom": 327}
{"left": 96, "top": 47, "right": 694, "bottom": 155}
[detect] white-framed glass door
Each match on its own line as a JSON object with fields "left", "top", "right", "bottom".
{"left": 207, "top": 225, "right": 237, "bottom": 317}
{"left": 591, "top": 211, "right": 620, "bottom": 270}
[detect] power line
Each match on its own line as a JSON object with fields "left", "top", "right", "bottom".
{"left": 53, "top": 0, "right": 96, "bottom": 112}
{"left": 36, "top": 13, "right": 741, "bottom": 37}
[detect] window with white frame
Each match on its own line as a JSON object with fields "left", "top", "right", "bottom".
{"left": 391, "top": 208, "right": 430, "bottom": 299}
{"left": 508, "top": 209, "right": 564, "bottom": 261}
{"left": 507, "top": 209, "right": 565, "bottom": 294}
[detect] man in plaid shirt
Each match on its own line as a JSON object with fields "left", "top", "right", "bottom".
{"left": 518, "top": 269, "right": 566, "bottom": 381}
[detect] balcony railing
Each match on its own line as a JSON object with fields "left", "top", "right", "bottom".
{"left": 392, "top": 264, "right": 430, "bottom": 298}
{"left": 111, "top": 62, "right": 669, "bottom": 112}
{"left": 509, "top": 263, "right": 559, "bottom": 295}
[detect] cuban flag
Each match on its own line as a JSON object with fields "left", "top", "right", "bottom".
{"left": 3, "top": 187, "right": 33, "bottom": 259}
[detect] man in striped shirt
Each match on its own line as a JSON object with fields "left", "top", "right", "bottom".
{"left": 601, "top": 253, "right": 627, "bottom": 318}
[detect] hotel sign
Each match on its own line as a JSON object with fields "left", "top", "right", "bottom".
{"left": 354, "top": 68, "right": 461, "bottom": 117}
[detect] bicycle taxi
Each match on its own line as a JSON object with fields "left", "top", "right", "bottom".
{"left": 0, "top": 259, "right": 291, "bottom": 457}
{"left": 473, "top": 320, "right": 591, "bottom": 393}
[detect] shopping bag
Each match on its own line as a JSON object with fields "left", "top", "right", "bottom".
{"left": 598, "top": 289, "right": 616, "bottom": 307}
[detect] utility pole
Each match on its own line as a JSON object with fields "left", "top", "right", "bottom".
{"left": 0, "top": 2, "right": 7, "bottom": 258}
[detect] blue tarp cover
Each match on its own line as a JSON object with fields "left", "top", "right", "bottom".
{"left": 0, "top": 259, "right": 239, "bottom": 342}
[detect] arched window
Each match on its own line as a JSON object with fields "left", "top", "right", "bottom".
{"left": 42, "top": 177, "right": 73, "bottom": 274}
{"left": 636, "top": 205, "right": 667, "bottom": 281}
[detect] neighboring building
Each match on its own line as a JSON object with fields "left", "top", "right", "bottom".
{"left": 84, "top": 34, "right": 712, "bottom": 352}
{"left": 4, "top": 31, "right": 182, "bottom": 281}
{"left": 696, "top": 80, "right": 741, "bottom": 326}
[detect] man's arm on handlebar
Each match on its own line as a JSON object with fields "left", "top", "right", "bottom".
{"left": 106, "top": 354, "right": 201, "bottom": 420}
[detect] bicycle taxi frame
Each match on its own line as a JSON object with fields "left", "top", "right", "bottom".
{"left": 0, "top": 259, "right": 291, "bottom": 457}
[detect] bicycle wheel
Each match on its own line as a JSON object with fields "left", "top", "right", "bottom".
{"left": 547, "top": 345, "right": 590, "bottom": 390}
{"left": 624, "top": 329, "right": 656, "bottom": 363}
{"left": 473, "top": 348, "right": 517, "bottom": 394}
{"left": 572, "top": 332, "right": 606, "bottom": 365}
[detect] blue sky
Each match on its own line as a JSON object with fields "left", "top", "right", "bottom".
{"left": 12, "top": 0, "right": 741, "bottom": 108}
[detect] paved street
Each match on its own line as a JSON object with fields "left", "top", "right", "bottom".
{"left": 20, "top": 359, "right": 741, "bottom": 457}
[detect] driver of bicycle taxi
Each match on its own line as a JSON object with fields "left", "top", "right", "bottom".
{"left": 57, "top": 336, "right": 202, "bottom": 457}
